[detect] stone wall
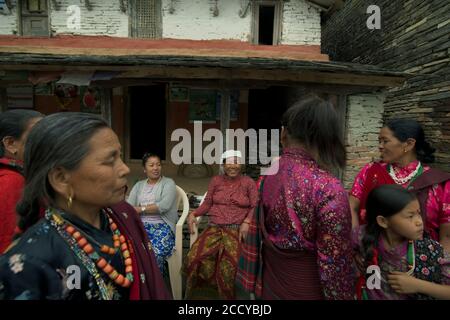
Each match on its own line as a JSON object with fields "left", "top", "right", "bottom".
{"left": 322, "top": 0, "right": 450, "bottom": 172}
{"left": 344, "top": 93, "right": 385, "bottom": 189}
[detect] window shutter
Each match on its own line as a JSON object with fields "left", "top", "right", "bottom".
{"left": 131, "top": 0, "right": 161, "bottom": 39}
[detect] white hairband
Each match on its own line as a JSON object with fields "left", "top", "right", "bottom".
{"left": 221, "top": 150, "right": 242, "bottom": 161}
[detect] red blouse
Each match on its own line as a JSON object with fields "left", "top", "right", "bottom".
{"left": 0, "top": 166, "right": 24, "bottom": 253}
{"left": 193, "top": 175, "right": 258, "bottom": 225}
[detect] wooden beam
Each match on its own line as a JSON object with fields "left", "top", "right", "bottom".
{"left": 114, "top": 79, "right": 384, "bottom": 94}
{"left": 110, "top": 67, "right": 405, "bottom": 87}
{"left": 0, "top": 62, "right": 406, "bottom": 87}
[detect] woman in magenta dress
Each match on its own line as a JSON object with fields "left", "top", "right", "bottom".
{"left": 237, "top": 95, "right": 355, "bottom": 300}
{"left": 350, "top": 119, "right": 450, "bottom": 252}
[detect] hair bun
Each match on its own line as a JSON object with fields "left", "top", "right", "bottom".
{"left": 417, "top": 140, "right": 435, "bottom": 163}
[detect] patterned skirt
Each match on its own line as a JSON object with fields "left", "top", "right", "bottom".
{"left": 142, "top": 221, "right": 175, "bottom": 277}
{"left": 184, "top": 225, "right": 240, "bottom": 300}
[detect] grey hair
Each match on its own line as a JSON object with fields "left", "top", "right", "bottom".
{"left": 17, "top": 112, "right": 108, "bottom": 231}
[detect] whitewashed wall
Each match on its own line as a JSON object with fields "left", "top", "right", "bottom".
{"left": 281, "top": 0, "right": 322, "bottom": 45}
{"left": 50, "top": 0, "right": 128, "bottom": 37}
{"left": 162, "top": 0, "right": 252, "bottom": 41}
{"left": 344, "top": 93, "right": 386, "bottom": 189}
{"left": 0, "top": 0, "right": 322, "bottom": 45}
{"left": 0, "top": 0, "right": 18, "bottom": 35}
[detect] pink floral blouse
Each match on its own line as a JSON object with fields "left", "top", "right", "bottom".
{"left": 261, "top": 147, "right": 354, "bottom": 299}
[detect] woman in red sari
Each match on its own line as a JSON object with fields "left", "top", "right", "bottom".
{"left": 350, "top": 119, "right": 450, "bottom": 252}
{"left": 0, "top": 110, "right": 42, "bottom": 253}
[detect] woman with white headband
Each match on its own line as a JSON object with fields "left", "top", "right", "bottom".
{"left": 184, "top": 150, "right": 258, "bottom": 299}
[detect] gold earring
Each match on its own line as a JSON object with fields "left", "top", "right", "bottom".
{"left": 67, "top": 195, "right": 73, "bottom": 209}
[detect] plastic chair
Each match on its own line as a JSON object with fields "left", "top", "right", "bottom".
{"left": 167, "top": 185, "right": 190, "bottom": 300}
{"left": 189, "top": 192, "right": 207, "bottom": 247}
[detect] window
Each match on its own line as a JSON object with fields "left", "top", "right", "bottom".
{"left": 252, "top": 1, "right": 283, "bottom": 45}
{"left": 6, "top": 86, "right": 34, "bottom": 109}
{"left": 130, "top": 0, "right": 162, "bottom": 39}
{"left": 20, "top": 0, "right": 49, "bottom": 36}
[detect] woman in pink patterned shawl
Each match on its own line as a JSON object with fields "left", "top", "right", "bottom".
{"left": 349, "top": 119, "right": 450, "bottom": 252}
{"left": 237, "top": 95, "right": 355, "bottom": 300}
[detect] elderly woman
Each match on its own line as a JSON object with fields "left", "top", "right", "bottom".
{"left": 349, "top": 119, "right": 450, "bottom": 252}
{"left": 127, "top": 152, "right": 178, "bottom": 277}
{"left": 184, "top": 150, "right": 258, "bottom": 299}
{"left": 0, "top": 113, "right": 171, "bottom": 300}
{"left": 236, "top": 96, "right": 355, "bottom": 300}
{"left": 0, "top": 110, "right": 42, "bottom": 253}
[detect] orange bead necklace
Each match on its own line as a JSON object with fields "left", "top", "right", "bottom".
{"left": 48, "top": 209, "right": 134, "bottom": 289}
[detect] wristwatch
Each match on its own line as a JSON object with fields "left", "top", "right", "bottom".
{"left": 141, "top": 206, "right": 146, "bottom": 213}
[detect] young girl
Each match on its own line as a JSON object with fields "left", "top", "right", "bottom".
{"left": 355, "top": 184, "right": 450, "bottom": 300}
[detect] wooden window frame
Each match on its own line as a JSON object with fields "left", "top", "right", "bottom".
{"left": 129, "top": 0, "right": 162, "bottom": 39}
{"left": 251, "top": 0, "right": 283, "bottom": 45}
{"left": 17, "top": 0, "right": 51, "bottom": 37}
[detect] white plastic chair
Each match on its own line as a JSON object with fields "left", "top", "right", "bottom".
{"left": 189, "top": 192, "right": 207, "bottom": 247}
{"left": 167, "top": 185, "right": 190, "bottom": 300}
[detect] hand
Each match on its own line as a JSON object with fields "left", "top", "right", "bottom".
{"left": 387, "top": 271, "right": 420, "bottom": 295}
{"left": 187, "top": 213, "right": 198, "bottom": 235}
{"left": 239, "top": 221, "right": 250, "bottom": 242}
{"left": 134, "top": 206, "right": 144, "bottom": 214}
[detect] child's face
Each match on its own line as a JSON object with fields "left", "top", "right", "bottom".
{"left": 384, "top": 199, "right": 423, "bottom": 241}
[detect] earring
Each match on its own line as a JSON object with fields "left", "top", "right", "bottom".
{"left": 404, "top": 149, "right": 407, "bottom": 153}
{"left": 67, "top": 195, "right": 73, "bottom": 209}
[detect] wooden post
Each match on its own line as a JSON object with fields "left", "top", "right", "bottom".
{"left": 100, "top": 88, "right": 112, "bottom": 126}
{"left": 220, "top": 89, "right": 231, "bottom": 151}
{"left": 0, "top": 88, "right": 6, "bottom": 112}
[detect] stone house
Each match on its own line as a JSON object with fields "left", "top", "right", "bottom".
{"left": 0, "top": 0, "right": 407, "bottom": 191}
{"left": 322, "top": 0, "right": 450, "bottom": 180}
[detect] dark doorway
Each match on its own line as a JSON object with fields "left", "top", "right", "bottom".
{"left": 248, "top": 86, "right": 288, "bottom": 131}
{"left": 129, "top": 85, "right": 166, "bottom": 160}
{"left": 246, "top": 87, "right": 289, "bottom": 178}
{"left": 258, "top": 5, "right": 275, "bottom": 45}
